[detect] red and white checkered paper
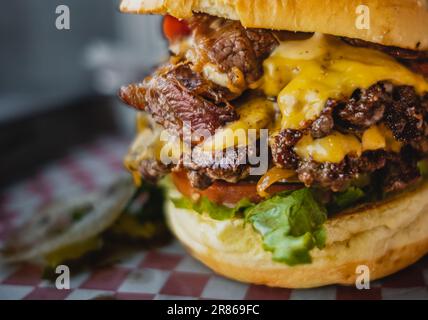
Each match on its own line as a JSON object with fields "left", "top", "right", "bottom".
{"left": 1, "top": 136, "right": 428, "bottom": 300}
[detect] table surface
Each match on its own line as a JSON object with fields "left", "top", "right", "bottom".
{"left": 1, "top": 136, "right": 428, "bottom": 300}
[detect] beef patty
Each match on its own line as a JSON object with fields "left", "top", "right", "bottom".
{"left": 121, "top": 14, "right": 428, "bottom": 192}
{"left": 272, "top": 82, "right": 428, "bottom": 192}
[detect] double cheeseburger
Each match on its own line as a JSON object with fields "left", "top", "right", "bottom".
{"left": 119, "top": 0, "right": 428, "bottom": 288}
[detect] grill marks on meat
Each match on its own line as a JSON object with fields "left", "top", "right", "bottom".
{"left": 188, "top": 14, "right": 279, "bottom": 91}
{"left": 119, "top": 64, "right": 238, "bottom": 137}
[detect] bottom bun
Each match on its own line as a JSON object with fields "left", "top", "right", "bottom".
{"left": 165, "top": 183, "right": 428, "bottom": 288}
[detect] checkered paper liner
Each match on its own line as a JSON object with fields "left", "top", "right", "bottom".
{"left": 1, "top": 136, "right": 428, "bottom": 300}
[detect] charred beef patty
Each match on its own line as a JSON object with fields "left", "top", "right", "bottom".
{"left": 120, "top": 14, "right": 281, "bottom": 187}
{"left": 272, "top": 82, "right": 428, "bottom": 192}
{"left": 130, "top": 81, "right": 428, "bottom": 191}
{"left": 121, "top": 14, "right": 428, "bottom": 192}
{"left": 131, "top": 143, "right": 254, "bottom": 190}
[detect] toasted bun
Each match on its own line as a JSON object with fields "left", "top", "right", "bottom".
{"left": 120, "top": 0, "right": 428, "bottom": 51}
{"left": 166, "top": 183, "right": 428, "bottom": 288}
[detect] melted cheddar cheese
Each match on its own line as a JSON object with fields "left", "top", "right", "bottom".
{"left": 125, "top": 113, "right": 187, "bottom": 186}
{"left": 128, "top": 34, "right": 427, "bottom": 179}
{"left": 295, "top": 125, "right": 403, "bottom": 163}
{"left": 380, "top": 124, "right": 403, "bottom": 153}
{"left": 263, "top": 33, "right": 428, "bottom": 130}
{"left": 199, "top": 98, "right": 275, "bottom": 152}
{"left": 295, "top": 131, "right": 362, "bottom": 163}
{"left": 362, "top": 126, "right": 386, "bottom": 151}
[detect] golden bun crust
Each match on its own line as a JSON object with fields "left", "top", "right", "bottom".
{"left": 120, "top": 0, "right": 428, "bottom": 51}
{"left": 166, "top": 183, "right": 428, "bottom": 288}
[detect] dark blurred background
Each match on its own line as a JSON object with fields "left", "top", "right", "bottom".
{"left": 0, "top": 0, "right": 167, "bottom": 188}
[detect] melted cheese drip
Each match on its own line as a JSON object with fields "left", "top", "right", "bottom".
{"left": 295, "top": 132, "right": 362, "bottom": 163}
{"left": 362, "top": 126, "right": 386, "bottom": 151}
{"left": 199, "top": 98, "right": 275, "bottom": 152}
{"left": 257, "top": 167, "right": 296, "bottom": 197}
{"left": 295, "top": 125, "right": 403, "bottom": 163}
{"left": 263, "top": 33, "right": 428, "bottom": 130}
{"left": 129, "top": 34, "right": 426, "bottom": 174}
{"left": 125, "top": 113, "right": 187, "bottom": 185}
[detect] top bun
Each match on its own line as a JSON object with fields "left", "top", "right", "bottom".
{"left": 120, "top": 0, "right": 428, "bottom": 51}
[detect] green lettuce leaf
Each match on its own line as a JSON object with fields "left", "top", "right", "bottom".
{"left": 172, "top": 188, "right": 327, "bottom": 266}
{"left": 331, "top": 186, "right": 365, "bottom": 211}
{"left": 172, "top": 196, "right": 253, "bottom": 220}
{"left": 245, "top": 188, "right": 327, "bottom": 266}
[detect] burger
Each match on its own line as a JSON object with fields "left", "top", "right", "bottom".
{"left": 118, "top": 0, "right": 428, "bottom": 288}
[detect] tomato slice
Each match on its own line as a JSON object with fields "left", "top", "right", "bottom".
{"left": 171, "top": 172, "right": 302, "bottom": 205}
{"left": 163, "top": 15, "right": 191, "bottom": 42}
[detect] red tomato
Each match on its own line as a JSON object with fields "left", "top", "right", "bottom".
{"left": 163, "top": 15, "right": 191, "bottom": 42}
{"left": 171, "top": 172, "right": 302, "bottom": 205}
